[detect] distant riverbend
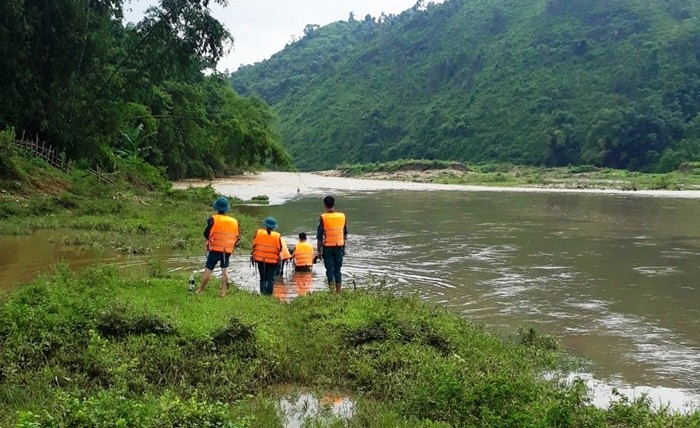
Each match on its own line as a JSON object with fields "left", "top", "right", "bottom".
{"left": 173, "top": 171, "right": 700, "bottom": 205}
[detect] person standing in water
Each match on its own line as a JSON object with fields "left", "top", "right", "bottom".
{"left": 317, "top": 196, "right": 347, "bottom": 292}
{"left": 252, "top": 217, "right": 282, "bottom": 295}
{"left": 196, "top": 197, "right": 240, "bottom": 297}
{"left": 293, "top": 232, "right": 315, "bottom": 272}
{"left": 277, "top": 236, "right": 293, "bottom": 277}
{"left": 292, "top": 232, "right": 315, "bottom": 298}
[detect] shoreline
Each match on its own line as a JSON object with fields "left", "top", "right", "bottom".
{"left": 173, "top": 171, "right": 700, "bottom": 204}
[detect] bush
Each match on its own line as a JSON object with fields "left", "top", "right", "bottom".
{"left": 116, "top": 156, "right": 170, "bottom": 192}
{"left": 475, "top": 163, "right": 514, "bottom": 173}
{"left": 568, "top": 164, "right": 597, "bottom": 174}
{"left": 651, "top": 174, "right": 673, "bottom": 190}
{"left": 518, "top": 326, "right": 560, "bottom": 351}
{"left": 251, "top": 194, "right": 269, "bottom": 201}
{"left": 0, "top": 127, "right": 20, "bottom": 179}
{"left": 67, "top": 169, "right": 115, "bottom": 198}
{"left": 76, "top": 197, "right": 125, "bottom": 215}
{"left": 167, "top": 186, "right": 218, "bottom": 203}
{"left": 0, "top": 201, "right": 25, "bottom": 219}
{"left": 96, "top": 305, "right": 175, "bottom": 338}
{"left": 678, "top": 161, "right": 700, "bottom": 174}
{"left": 657, "top": 148, "right": 685, "bottom": 172}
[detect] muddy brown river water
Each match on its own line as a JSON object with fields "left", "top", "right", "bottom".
{"left": 2, "top": 172, "right": 699, "bottom": 411}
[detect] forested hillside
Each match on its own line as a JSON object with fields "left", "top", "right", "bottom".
{"left": 0, "top": 0, "right": 290, "bottom": 179}
{"left": 231, "top": 0, "right": 700, "bottom": 172}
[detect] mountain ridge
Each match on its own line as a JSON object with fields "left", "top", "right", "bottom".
{"left": 231, "top": 0, "right": 700, "bottom": 171}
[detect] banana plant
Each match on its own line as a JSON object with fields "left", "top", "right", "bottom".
{"left": 116, "top": 124, "right": 153, "bottom": 159}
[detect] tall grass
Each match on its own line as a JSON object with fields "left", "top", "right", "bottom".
{"left": 1, "top": 266, "right": 698, "bottom": 426}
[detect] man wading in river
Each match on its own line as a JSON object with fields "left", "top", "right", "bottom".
{"left": 196, "top": 197, "right": 240, "bottom": 297}
{"left": 293, "top": 232, "right": 315, "bottom": 272}
{"left": 317, "top": 196, "right": 347, "bottom": 293}
{"left": 252, "top": 217, "right": 283, "bottom": 295}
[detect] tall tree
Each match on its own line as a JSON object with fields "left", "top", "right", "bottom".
{"left": 0, "top": 0, "right": 290, "bottom": 178}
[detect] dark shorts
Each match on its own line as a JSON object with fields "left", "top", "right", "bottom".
{"left": 294, "top": 265, "right": 312, "bottom": 272}
{"left": 205, "top": 251, "right": 230, "bottom": 270}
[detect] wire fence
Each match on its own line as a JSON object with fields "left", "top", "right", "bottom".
{"left": 86, "top": 165, "right": 117, "bottom": 184}
{"left": 13, "top": 135, "right": 71, "bottom": 172}
{"left": 12, "top": 134, "right": 116, "bottom": 184}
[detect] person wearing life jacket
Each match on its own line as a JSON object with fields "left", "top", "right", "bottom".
{"left": 196, "top": 196, "right": 240, "bottom": 297}
{"left": 252, "top": 217, "right": 282, "bottom": 295}
{"left": 277, "top": 237, "right": 293, "bottom": 277}
{"left": 293, "top": 232, "right": 315, "bottom": 272}
{"left": 317, "top": 196, "right": 347, "bottom": 293}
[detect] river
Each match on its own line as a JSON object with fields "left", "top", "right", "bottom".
{"left": 2, "top": 172, "right": 699, "bottom": 410}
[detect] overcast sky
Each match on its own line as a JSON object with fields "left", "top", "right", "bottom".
{"left": 123, "top": 0, "right": 442, "bottom": 72}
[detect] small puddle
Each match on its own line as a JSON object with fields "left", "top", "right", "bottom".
{"left": 278, "top": 393, "right": 355, "bottom": 427}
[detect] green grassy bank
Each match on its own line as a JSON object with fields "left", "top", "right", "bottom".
{"left": 0, "top": 153, "right": 261, "bottom": 256}
{"left": 2, "top": 266, "right": 698, "bottom": 427}
{"left": 336, "top": 160, "right": 700, "bottom": 191}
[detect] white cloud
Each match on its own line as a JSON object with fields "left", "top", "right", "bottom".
{"left": 123, "top": 0, "right": 443, "bottom": 72}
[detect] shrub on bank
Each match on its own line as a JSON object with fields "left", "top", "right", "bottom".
{"left": 0, "top": 127, "right": 20, "bottom": 180}
{"left": 337, "top": 159, "right": 468, "bottom": 175}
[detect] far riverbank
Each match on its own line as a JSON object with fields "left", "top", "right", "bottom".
{"left": 334, "top": 161, "right": 700, "bottom": 190}
{"left": 172, "top": 171, "right": 700, "bottom": 206}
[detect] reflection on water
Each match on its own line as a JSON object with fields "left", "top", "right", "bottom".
{"left": 2, "top": 181, "right": 700, "bottom": 410}
{"left": 278, "top": 393, "right": 354, "bottom": 428}
{"left": 272, "top": 271, "right": 315, "bottom": 302}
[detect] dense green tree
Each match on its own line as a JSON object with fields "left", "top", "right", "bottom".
{"left": 582, "top": 105, "right": 684, "bottom": 171}
{"left": 0, "top": 0, "right": 291, "bottom": 178}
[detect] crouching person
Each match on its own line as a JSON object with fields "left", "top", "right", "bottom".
{"left": 252, "top": 217, "right": 282, "bottom": 295}
{"left": 293, "top": 232, "right": 315, "bottom": 272}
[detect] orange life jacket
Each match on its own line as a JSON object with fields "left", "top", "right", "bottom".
{"left": 252, "top": 229, "right": 282, "bottom": 264}
{"left": 294, "top": 241, "right": 314, "bottom": 267}
{"left": 281, "top": 238, "right": 292, "bottom": 260}
{"left": 321, "top": 212, "right": 346, "bottom": 247}
{"left": 208, "top": 214, "right": 239, "bottom": 253}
